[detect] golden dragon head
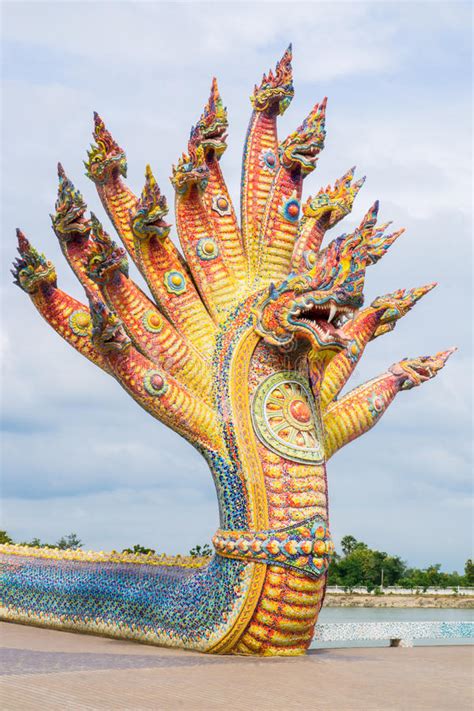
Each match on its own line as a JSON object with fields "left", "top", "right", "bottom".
{"left": 254, "top": 230, "right": 370, "bottom": 351}
{"left": 88, "top": 291, "right": 131, "bottom": 354}
{"left": 279, "top": 99, "right": 327, "bottom": 175}
{"left": 51, "top": 163, "right": 91, "bottom": 242}
{"left": 85, "top": 112, "right": 127, "bottom": 185}
{"left": 389, "top": 349, "right": 457, "bottom": 390}
{"left": 131, "top": 166, "right": 171, "bottom": 241}
{"left": 86, "top": 214, "right": 129, "bottom": 285}
{"left": 12, "top": 230, "right": 57, "bottom": 294}
{"left": 192, "top": 78, "right": 228, "bottom": 159}
{"left": 251, "top": 44, "right": 294, "bottom": 115}
{"left": 170, "top": 143, "right": 209, "bottom": 195}
{"left": 370, "top": 283, "right": 437, "bottom": 338}
{"left": 302, "top": 167, "right": 366, "bottom": 229}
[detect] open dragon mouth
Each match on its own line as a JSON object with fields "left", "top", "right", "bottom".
{"left": 203, "top": 125, "right": 228, "bottom": 150}
{"left": 300, "top": 144, "right": 321, "bottom": 158}
{"left": 176, "top": 167, "right": 208, "bottom": 189}
{"left": 413, "top": 366, "right": 431, "bottom": 378}
{"left": 100, "top": 332, "right": 131, "bottom": 353}
{"left": 57, "top": 218, "right": 90, "bottom": 240}
{"left": 289, "top": 144, "right": 323, "bottom": 173}
{"left": 403, "top": 363, "right": 437, "bottom": 381}
{"left": 148, "top": 216, "right": 171, "bottom": 238}
{"left": 290, "top": 299, "right": 356, "bottom": 347}
{"left": 95, "top": 153, "right": 127, "bottom": 183}
{"left": 294, "top": 144, "right": 322, "bottom": 165}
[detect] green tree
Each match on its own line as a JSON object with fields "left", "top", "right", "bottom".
{"left": 56, "top": 533, "right": 83, "bottom": 550}
{"left": 380, "top": 555, "right": 407, "bottom": 585}
{"left": 189, "top": 544, "right": 212, "bottom": 557}
{"left": 327, "top": 551, "right": 341, "bottom": 584}
{"left": 0, "top": 530, "right": 13, "bottom": 544}
{"left": 122, "top": 544, "right": 156, "bottom": 555}
{"left": 399, "top": 563, "right": 463, "bottom": 590}
{"left": 465, "top": 559, "right": 474, "bottom": 585}
{"left": 372, "top": 551, "right": 407, "bottom": 587}
{"left": 338, "top": 545, "right": 378, "bottom": 589}
{"left": 332, "top": 536, "right": 472, "bottom": 591}
{"left": 341, "top": 535, "right": 359, "bottom": 556}
{"left": 18, "top": 537, "right": 43, "bottom": 547}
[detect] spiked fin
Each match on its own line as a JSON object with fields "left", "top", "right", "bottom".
{"left": 355, "top": 201, "right": 400, "bottom": 264}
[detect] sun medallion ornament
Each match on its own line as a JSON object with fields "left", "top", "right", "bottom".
{"left": 252, "top": 371, "right": 325, "bottom": 464}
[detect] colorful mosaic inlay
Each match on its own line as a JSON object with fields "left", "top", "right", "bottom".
{"left": 5, "top": 45, "right": 452, "bottom": 658}
{"left": 282, "top": 195, "right": 300, "bottom": 223}
{"left": 197, "top": 237, "right": 219, "bottom": 260}
{"left": 142, "top": 309, "right": 163, "bottom": 333}
{"left": 69, "top": 309, "right": 91, "bottom": 337}
{"left": 164, "top": 270, "right": 187, "bottom": 295}
{"left": 260, "top": 149, "right": 278, "bottom": 173}
{"left": 346, "top": 339, "right": 361, "bottom": 363}
{"left": 211, "top": 195, "right": 231, "bottom": 216}
{"left": 0, "top": 550, "right": 252, "bottom": 652}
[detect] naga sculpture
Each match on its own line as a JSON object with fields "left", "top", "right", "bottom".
{"left": 1, "top": 47, "right": 454, "bottom": 656}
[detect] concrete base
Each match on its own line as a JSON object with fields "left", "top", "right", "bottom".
{"left": 390, "top": 638, "right": 413, "bottom": 647}
{"left": 1, "top": 622, "right": 473, "bottom": 710}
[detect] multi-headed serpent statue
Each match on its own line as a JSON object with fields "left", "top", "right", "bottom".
{"left": 1, "top": 47, "right": 454, "bottom": 656}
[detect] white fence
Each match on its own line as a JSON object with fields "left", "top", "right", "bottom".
{"left": 326, "top": 586, "right": 474, "bottom": 596}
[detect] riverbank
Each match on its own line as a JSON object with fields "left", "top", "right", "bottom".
{"left": 325, "top": 593, "right": 474, "bottom": 608}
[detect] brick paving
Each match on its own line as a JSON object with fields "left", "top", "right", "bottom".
{"left": 0, "top": 622, "right": 473, "bottom": 710}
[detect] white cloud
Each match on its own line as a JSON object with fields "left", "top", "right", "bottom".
{"left": 1, "top": 3, "right": 400, "bottom": 81}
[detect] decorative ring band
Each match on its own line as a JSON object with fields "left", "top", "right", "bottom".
{"left": 213, "top": 515, "right": 334, "bottom": 579}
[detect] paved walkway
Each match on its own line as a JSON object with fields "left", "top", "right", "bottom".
{"left": 0, "top": 622, "right": 472, "bottom": 710}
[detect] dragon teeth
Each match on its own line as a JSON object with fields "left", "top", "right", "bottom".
{"left": 328, "top": 303, "right": 337, "bottom": 323}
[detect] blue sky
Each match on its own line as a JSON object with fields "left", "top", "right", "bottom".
{"left": 1, "top": 1, "right": 472, "bottom": 571}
